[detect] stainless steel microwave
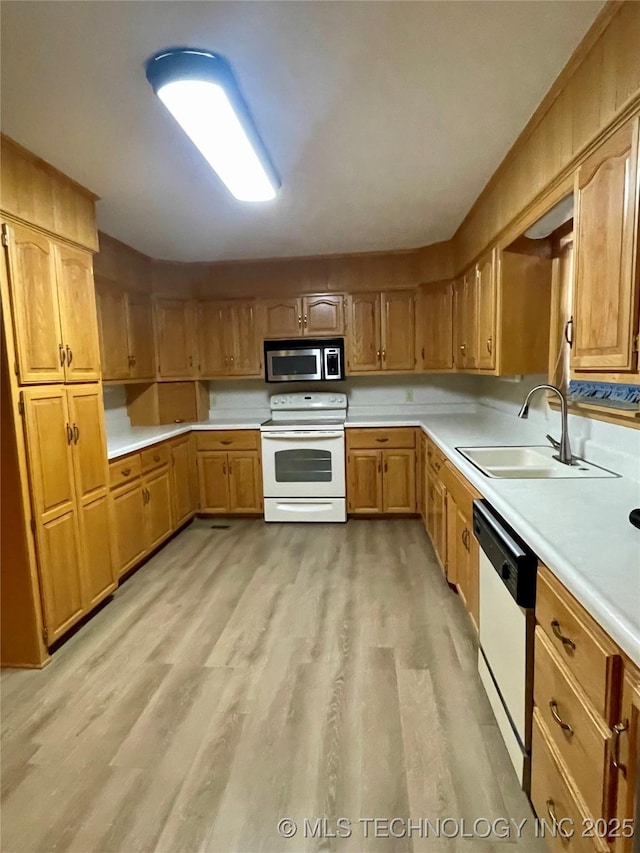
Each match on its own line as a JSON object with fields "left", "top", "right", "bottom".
{"left": 264, "top": 337, "right": 345, "bottom": 382}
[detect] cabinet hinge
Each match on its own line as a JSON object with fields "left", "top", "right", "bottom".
{"left": 1, "top": 225, "right": 9, "bottom": 248}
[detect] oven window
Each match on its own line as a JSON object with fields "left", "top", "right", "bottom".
{"left": 274, "top": 449, "right": 332, "bottom": 482}
{"left": 271, "top": 354, "right": 319, "bottom": 376}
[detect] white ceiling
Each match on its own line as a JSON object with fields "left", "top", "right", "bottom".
{"left": 2, "top": 1, "right": 603, "bottom": 262}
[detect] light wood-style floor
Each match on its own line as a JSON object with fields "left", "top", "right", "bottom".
{"left": 2, "top": 519, "right": 543, "bottom": 853}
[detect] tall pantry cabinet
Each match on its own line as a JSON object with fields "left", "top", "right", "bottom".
{"left": 0, "top": 135, "right": 114, "bottom": 664}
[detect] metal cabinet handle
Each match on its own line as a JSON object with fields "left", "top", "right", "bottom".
{"left": 460, "top": 343, "right": 466, "bottom": 353}
{"left": 375, "top": 437, "right": 389, "bottom": 443}
{"left": 66, "top": 345, "right": 73, "bottom": 365}
{"left": 564, "top": 317, "right": 574, "bottom": 348}
{"left": 145, "top": 488, "right": 151, "bottom": 503}
{"left": 487, "top": 336, "right": 492, "bottom": 354}
{"left": 298, "top": 315, "right": 302, "bottom": 328}
{"left": 384, "top": 459, "right": 388, "bottom": 473}
{"left": 228, "top": 463, "right": 233, "bottom": 475}
{"left": 223, "top": 461, "right": 227, "bottom": 475}
{"left": 224, "top": 357, "right": 229, "bottom": 366}
{"left": 549, "top": 700, "right": 574, "bottom": 735}
{"left": 153, "top": 454, "right": 160, "bottom": 462}
{"left": 612, "top": 720, "right": 629, "bottom": 774}
{"left": 434, "top": 461, "right": 441, "bottom": 472}
{"left": 121, "top": 468, "right": 132, "bottom": 477}
{"left": 230, "top": 355, "right": 234, "bottom": 363}
{"left": 73, "top": 424, "right": 79, "bottom": 444}
{"left": 551, "top": 620, "right": 576, "bottom": 651}
{"left": 65, "top": 423, "right": 73, "bottom": 445}
{"left": 376, "top": 349, "right": 381, "bottom": 361}
{"left": 221, "top": 440, "right": 232, "bottom": 446}
{"left": 381, "top": 349, "right": 386, "bottom": 360}
{"left": 188, "top": 355, "right": 193, "bottom": 367}
{"left": 59, "top": 344, "right": 66, "bottom": 366}
{"left": 545, "top": 800, "right": 571, "bottom": 839}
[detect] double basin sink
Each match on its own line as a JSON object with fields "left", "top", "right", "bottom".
{"left": 456, "top": 445, "right": 618, "bottom": 479}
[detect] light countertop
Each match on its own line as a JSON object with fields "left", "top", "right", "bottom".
{"left": 105, "top": 407, "right": 640, "bottom": 664}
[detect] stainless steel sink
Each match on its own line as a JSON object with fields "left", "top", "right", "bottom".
{"left": 456, "top": 446, "right": 618, "bottom": 479}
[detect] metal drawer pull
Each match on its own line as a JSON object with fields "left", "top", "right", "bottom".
{"left": 221, "top": 440, "right": 233, "bottom": 445}
{"left": 551, "top": 620, "right": 576, "bottom": 651}
{"left": 612, "top": 720, "right": 629, "bottom": 774}
{"left": 549, "top": 700, "right": 574, "bottom": 734}
{"left": 375, "top": 437, "right": 389, "bottom": 443}
{"left": 298, "top": 315, "right": 302, "bottom": 327}
{"left": 487, "top": 336, "right": 492, "bottom": 354}
{"left": 564, "top": 317, "right": 574, "bottom": 348}
{"left": 121, "top": 468, "right": 132, "bottom": 477}
{"left": 153, "top": 454, "right": 160, "bottom": 462}
{"left": 381, "top": 349, "right": 386, "bottom": 360}
{"left": 545, "top": 800, "right": 571, "bottom": 839}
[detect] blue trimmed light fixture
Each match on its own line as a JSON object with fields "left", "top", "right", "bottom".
{"left": 145, "top": 48, "right": 280, "bottom": 202}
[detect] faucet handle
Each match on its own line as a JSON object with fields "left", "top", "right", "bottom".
{"left": 546, "top": 434, "right": 561, "bottom": 451}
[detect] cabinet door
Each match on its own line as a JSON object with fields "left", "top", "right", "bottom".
{"left": 303, "top": 294, "right": 344, "bottom": 336}
{"left": 79, "top": 494, "right": 116, "bottom": 608}
{"left": 155, "top": 299, "right": 195, "bottom": 378}
{"left": 454, "top": 504, "right": 470, "bottom": 608}
{"left": 381, "top": 290, "right": 415, "bottom": 371}
{"left": 21, "top": 387, "right": 84, "bottom": 641}
{"left": 111, "top": 483, "right": 147, "bottom": 577}
{"left": 263, "top": 298, "right": 302, "bottom": 338}
{"left": 347, "top": 292, "right": 381, "bottom": 372}
{"left": 55, "top": 244, "right": 101, "bottom": 382}
{"left": 197, "top": 453, "right": 230, "bottom": 512}
{"left": 95, "top": 280, "right": 131, "bottom": 380}
{"left": 231, "top": 301, "right": 262, "bottom": 376}
{"left": 347, "top": 449, "right": 382, "bottom": 514}
{"left": 476, "top": 249, "right": 497, "bottom": 370}
{"left": 614, "top": 672, "right": 640, "bottom": 853}
{"left": 198, "top": 300, "right": 231, "bottom": 375}
{"left": 454, "top": 273, "right": 477, "bottom": 369}
{"left": 382, "top": 449, "right": 416, "bottom": 513}
{"left": 421, "top": 282, "right": 453, "bottom": 370}
{"left": 144, "top": 469, "right": 173, "bottom": 550}
{"left": 128, "top": 291, "right": 155, "bottom": 380}
{"left": 171, "top": 437, "right": 195, "bottom": 527}
{"left": 3, "top": 222, "right": 65, "bottom": 383}
{"left": 432, "top": 476, "right": 447, "bottom": 571}
{"left": 572, "top": 119, "right": 640, "bottom": 371}
{"left": 228, "top": 452, "right": 262, "bottom": 513}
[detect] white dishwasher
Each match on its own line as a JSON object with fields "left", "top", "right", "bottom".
{"left": 473, "top": 499, "right": 537, "bottom": 792}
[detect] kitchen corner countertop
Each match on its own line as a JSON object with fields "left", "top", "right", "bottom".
{"left": 383, "top": 411, "right": 640, "bottom": 667}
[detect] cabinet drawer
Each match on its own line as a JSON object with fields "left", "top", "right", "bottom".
{"left": 195, "top": 430, "right": 260, "bottom": 451}
{"left": 426, "top": 438, "right": 446, "bottom": 476}
{"left": 537, "top": 567, "right": 621, "bottom": 723}
{"left": 346, "top": 428, "right": 415, "bottom": 449}
{"left": 534, "top": 627, "right": 612, "bottom": 821}
{"left": 531, "top": 709, "right": 608, "bottom": 853}
{"left": 109, "top": 454, "right": 142, "bottom": 488}
{"left": 141, "top": 443, "right": 170, "bottom": 474}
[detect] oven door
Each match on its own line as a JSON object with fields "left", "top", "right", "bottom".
{"left": 266, "top": 348, "right": 322, "bottom": 382}
{"left": 261, "top": 431, "right": 345, "bottom": 498}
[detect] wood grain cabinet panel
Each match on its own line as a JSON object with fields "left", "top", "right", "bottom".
{"left": 476, "top": 249, "right": 497, "bottom": 370}
{"left": 454, "top": 270, "right": 479, "bottom": 370}
{"left": 263, "top": 298, "right": 302, "bottom": 338}
{"left": 79, "top": 494, "right": 116, "bottom": 608}
{"left": 155, "top": 298, "right": 196, "bottom": 378}
{"left": 55, "top": 244, "right": 101, "bottom": 382}
{"left": 427, "top": 473, "right": 447, "bottom": 574}
{"left": 613, "top": 670, "right": 640, "bottom": 853}
{"left": 228, "top": 452, "right": 262, "bottom": 513}
{"left": 230, "top": 301, "right": 262, "bottom": 375}
{"left": 199, "top": 300, "right": 262, "bottom": 377}
{"left": 95, "top": 280, "right": 131, "bottom": 380}
{"left": 198, "top": 453, "right": 230, "bottom": 513}
{"left": 347, "top": 449, "right": 382, "bottom": 514}
{"left": 303, "top": 294, "right": 344, "bottom": 335}
{"left": 3, "top": 222, "right": 65, "bottom": 384}
{"left": 419, "top": 281, "right": 453, "bottom": 370}
{"left": 111, "top": 482, "right": 147, "bottom": 577}
{"left": 381, "top": 290, "right": 415, "bottom": 371}
{"left": 144, "top": 468, "right": 173, "bottom": 550}
{"left": 171, "top": 437, "right": 196, "bottom": 526}
{"left": 67, "top": 385, "right": 110, "bottom": 504}
{"left": 37, "top": 510, "right": 85, "bottom": 643}
{"left": 572, "top": 117, "right": 640, "bottom": 372}
{"left": 347, "top": 292, "right": 381, "bottom": 372}
{"left": 127, "top": 292, "right": 155, "bottom": 380}
{"left": 382, "top": 449, "right": 416, "bottom": 513}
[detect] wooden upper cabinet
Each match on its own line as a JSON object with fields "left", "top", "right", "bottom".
{"left": 303, "top": 294, "right": 344, "bottom": 335}
{"left": 381, "top": 290, "right": 415, "bottom": 371}
{"left": 230, "top": 301, "right": 262, "bottom": 375}
{"left": 199, "top": 300, "right": 229, "bottom": 375}
{"left": 55, "top": 245, "right": 101, "bottom": 382}
{"left": 127, "top": 292, "right": 155, "bottom": 380}
{"left": 199, "top": 299, "right": 262, "bottom": 376}
{"left": 263, "top": 298, "right": 302, "bottom": 338}
{"left": 572, "top": 117, "right": 640, "bottom": 372}
{"left": 3, "top": 222, "right": 65, "bottom": 384}
{"left": 347, "top": 292, "right": 381, "bottom": 372}
{"left": 420, "top": 281, "right": 453, "bottom": 370}
{"left": 454, "top": 271, "right": 478, "bottom": 369}
{"left": 95, "top": 280, "right": 131, "bottom": 380}
{"left": 155, "top": 298, "right": 196, "bottom": 378}
{"left": 476, "top": 249, "right": 497, "bottom": 371}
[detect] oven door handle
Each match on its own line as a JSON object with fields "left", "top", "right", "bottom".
{"left": 262, "top": 431, "right": 344, "bottom": 439}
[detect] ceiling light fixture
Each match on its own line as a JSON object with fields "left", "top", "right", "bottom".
{"left": 145, "top": 48, "right": 280, "bottom": 202}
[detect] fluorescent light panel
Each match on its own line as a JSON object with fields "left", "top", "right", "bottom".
{"left": 146, "top": 49, "right": 279, "bottom": 202}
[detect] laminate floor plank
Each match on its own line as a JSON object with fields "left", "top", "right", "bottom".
{"left": 1, "top": 519, "right": 542, "bottom": 853}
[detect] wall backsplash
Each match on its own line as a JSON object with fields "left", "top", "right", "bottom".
{"left": 102, "top": 385, "right": 130, "bottom": 433}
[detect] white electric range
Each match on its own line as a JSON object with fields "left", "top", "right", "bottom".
{"left": 260, "top": 392, "right": 347, "bottom": 522}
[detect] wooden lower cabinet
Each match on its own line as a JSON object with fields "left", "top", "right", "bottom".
{"left": 144, "top": 468, "right": 173, "bottom": 550}
{"left": 346, "top": 429, "right": 416, "bottom": 515}
{"left": 613, "top": 670, "right": 640, "bottom": 853}
{"left": 37, "top": 509, "right": 85, "bottom": 643}
{"left": 171, "top": 437, "right": 196, "bottom": 527}
{"left": 79, "top": 494, "right": 115, "bottom": 609}
{"left": 426, "top": 470, "right": 447, "bottom": 572}
{"left": 111, "top": 482, "right": 147, "bottom": 577}
{"left": 197, "top": 449, "right": 262, "bottom": 514}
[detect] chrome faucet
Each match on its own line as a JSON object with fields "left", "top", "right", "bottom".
{"left": 517, "top": 384, "right": 575, "bottom": 466}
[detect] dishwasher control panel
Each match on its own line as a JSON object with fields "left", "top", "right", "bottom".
{"left": 472, "top": 499, "right": 538, "bottom": 608}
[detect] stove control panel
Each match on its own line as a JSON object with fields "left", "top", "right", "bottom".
{"left": 270, "top": 392, "right": 347, "bottom": 411}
